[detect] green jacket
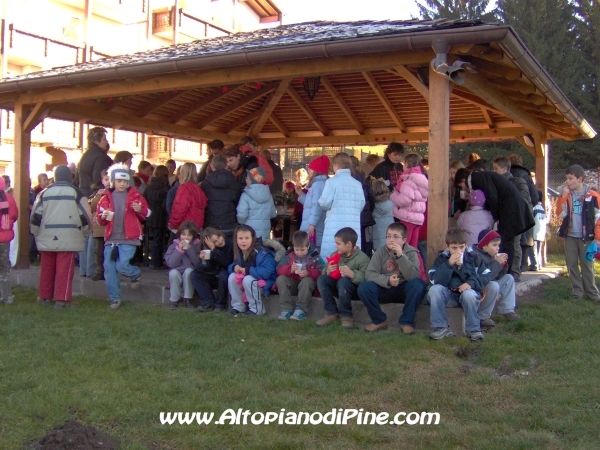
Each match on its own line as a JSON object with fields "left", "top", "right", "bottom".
{"left": 366, "top": 244, "right": 421, "bottom": 288}
{"left": 323, "top": 247, "right": 370, "bottom": 285}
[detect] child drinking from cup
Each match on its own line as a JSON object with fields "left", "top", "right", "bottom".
{"left": 164, "top": 221, "right": 201, "bottom": 310}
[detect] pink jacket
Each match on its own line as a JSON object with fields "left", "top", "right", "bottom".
{"left": 457, "top": 206, "right": 494, "bottom": 247}
{"left": 390, "top": 167, "right": 428, "bottom": 225}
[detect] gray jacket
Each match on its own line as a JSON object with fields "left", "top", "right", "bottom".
{"left": 366, "top": 244, "right": 421, "bottom": 288}
{"left": 237, "top": 183, "right": 276, "bottom": 240}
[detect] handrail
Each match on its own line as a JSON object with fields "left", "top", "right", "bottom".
{"left": 178, "top": 9, "right": 232, "bottom": 36}
{"left": 8, "top": 24, "right": 83, "bottom": 64}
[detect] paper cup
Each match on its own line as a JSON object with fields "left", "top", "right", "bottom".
{"left": 458, "top": 253, "right": 464, "bottom": 265}
{"left": 459, "top": 190, "right": 468, "bottom": 199}
{"left": 105, "top": 211, "right": 114, "bottom": 221}
{"left": 203, "top": 250, "right": 211, "bottom": 259}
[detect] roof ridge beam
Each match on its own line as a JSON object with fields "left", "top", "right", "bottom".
{"left": 286, "top": 86, "right": 329, "bottom": 136}
{"left": 362, "top": 71, "right": 406, "bottom": 132}
{"left": 247, "top": 77, "right": 292, "bottom": 136}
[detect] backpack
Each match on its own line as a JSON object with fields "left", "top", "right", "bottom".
{"left": 240, "top": 145, "right": 274, "bottom": 186}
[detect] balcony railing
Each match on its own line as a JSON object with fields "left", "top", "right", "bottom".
{"left": 8, "top": 24, "right": 83, "bottom": 67}
{"left": 152, "top": 8, "right": 232, "bottom": 40}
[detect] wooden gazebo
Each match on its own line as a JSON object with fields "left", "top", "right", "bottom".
{"left": 0, "top": 19, "right": 595, "bottom": 267}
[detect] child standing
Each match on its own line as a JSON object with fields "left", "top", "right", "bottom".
{"left": 556, "top": 165, "right": 600, "bottom": 301}
{"left": 427, "top": 228, "right": 493, "bottom": 341}
{"left": 316, "top": 227, "right": 370, "bottom": 329}
{"left": 164, "top": 221, "right": 201, "bottom": 310}
{"left": 371, "top": 179, "right": 395, "bottom": 251}
{"left": 456, "top": 189, "right": 494, "bottom": 248}
{"left": 168, "top": 162, "right": 207, "bottom": 233}
{"left": 227, "top": 225, "right": 277, "bottom": 316}
{"left": 390, "top": 153, "right": 428, "bottom": 248}
{"left": 318, "top": 153, "right": 365, "bottom": 258}
{"left": 30, "top": 165, "right": 91, "bottom": 309}
{"left": 531, "top": 190, "right": 548, "bottom": 270}
{"left": 89, "top": 170, "right": 111, "bottom": 280}
{"left": 473, "top": 229, "right": 520, "bottom": 323}
{"left": 97, "top": 164, "right": 151, "bottom": 309}
{"left": 236, "top": 167, "right": 276, "bottom": 240}
{"left": 192, "top": 227, "right": 234, "bottom": 312}
{"left": 0, "top": 176, "right": 18, "bottom": 304}
{"left": 276, "top": 230, "right": 324, "bottom": 321}
{"left": 298, "top": 155, "right": 329, "bottom": 248}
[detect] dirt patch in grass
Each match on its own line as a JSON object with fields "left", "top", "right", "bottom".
{"left": 27, "top": 420, "right": 119, "bottom": 450}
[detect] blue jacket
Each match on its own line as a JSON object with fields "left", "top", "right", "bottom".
{"left": 298, "top": 174, "right": 327, "bottom": 247}
{"left": 372, "top": 199, "right": 394, "bottom": 250}
{"left": 237, "top": 184, "right": 276, "bottom": 240}
{"left": 428, "top": 249, "right": 491, "bottom": 294}
{"left": 228, "top": 246, "right": 277, "bottom": 296}
{"left": 318, "top": 169, "right": 365, "bottom": 257}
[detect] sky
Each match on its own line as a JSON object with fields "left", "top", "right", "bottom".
{"left": 275, "top": 0, "right": 422, "bottom": 24}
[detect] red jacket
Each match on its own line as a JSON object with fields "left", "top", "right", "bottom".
{"left": 97, "top": 187, "right": 150, "bottom": 241}
{"left": 0, "top": 191, "right": 18, "bottom": 243}
{"left": 168, "top": 181, "right": 208, "bottom": 231}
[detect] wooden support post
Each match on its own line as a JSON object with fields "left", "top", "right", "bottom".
{"left": 534, "top": 133, "right": 548, "bottom": 267}
{"left": 13, "top": 100, "right": 31, "bottom": 269}
{"left": 427, "top": 65, "right": 450, "bottom": 268}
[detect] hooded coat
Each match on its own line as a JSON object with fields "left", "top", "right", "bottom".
{"left": 390, "top": 167, "right": 429, "bottom": 225}
{"left": 201, "top": 168, "right": 240, "bottom": 234}
{"left": 236, "top": 183, "right": 276, "bottom": 240}
{"left": 372, "top": 198, "right": 394, "bottom": 250}
{"left": 168, "top": 181, "right": 208, "bottom": 231}
{"left": 143, "top": 177, "right": 170, "bottom": 229}
{"left": 298, "top": 174, "right": 328, "bottom": 247}
{"left": 457, "top": 206, "right": 494, "bottom": 248}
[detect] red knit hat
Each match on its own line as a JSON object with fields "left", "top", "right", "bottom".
{"left": 308, "top": 155, "right": 330, "bottom": 175}
{"left": 477, "top": 229, "right": 501, "bottom": 248}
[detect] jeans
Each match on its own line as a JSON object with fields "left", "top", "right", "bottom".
{"left": 521, "top": 245, "right": 537, "bottom": 270}
{"left": 79, "top": 233, "right": 96, "bottom": 276}
{"left": 316, "top": 275, "right": 358, "bottom": 318}
{"left": 357, "top": 278, "right": 426, "bottom": 326}
{"left": 482, "top": 274, "right": 516, "bottom": 316}
{"left": 169, "top": 268, "right": 194, "bottom": 302}
{"left": 103, "top": 244, "right": 140, "bottom": 302}
{"left": 191, "top": 269, "right": 229, "bottom": 310}
{"left": 428, "top": 284, "right": 482, "bottom": 332}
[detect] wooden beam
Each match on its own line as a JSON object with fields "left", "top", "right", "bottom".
{"left": 393, "top": 65, "right": 429, "bottom": 105}
{"left": 286, "top": 86, "right": 329, "bottom": 136}
{"left": 194, "top": 85, "right": 276, "bottom": 129}
{"left": 320, "top": 76, "right": 364, "bottom": 133}
{"left": 171, "top": 85, "right": 246, "bottom": 123}
{"left": 460, "top": 56, "right": 522, "bottom": 80}
{"left": 450, "top": 88, "right": 503, "bottom": 116}
{"left": 247, "top": 77, "right": 291, "bottom": 136}
{"left": 462, "top": 72, "right": 546, "bottom": 134}
{"left": 226, "top": 109, "right": 261, "bottom": 134}
{"left": 257, "top": 126, "right": 528, "bottom": 147}
{"left": 49, "top": 103, "right": 233, "bottom": 143}
{"left": 427, "top": 66, "right": 450, "bottom": 269}
{"left": 23, "top": 102, "right": 49, "bottom": 133}
{"left": 17, "top": 50, "right": 435, "bottom": 104}
{"left": 268, "top": 114, "right": 289, "bottom": 137}
{"left": 14, "top": 100, "right": 31, "bottom": 269}
{"left": 135, "top": 90, "right": 188, "bottom": 117}
{"left": 480, "top": 107, "right": 494, "bottom": 128}
{"left": 362, "top": 71, "right": 406, "bottom": 131}
{"left": 493, "top": 78, "right": 536, "bottom": 94}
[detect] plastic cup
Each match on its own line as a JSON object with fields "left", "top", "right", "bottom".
{"left": 105, "top": 211, "right": 114, "bottom": 221}
{"left": 458, "top": 253, "right": 464, "bottom": 265}
{"left": 203, "top": 249, "right": 211, "bottom": 259}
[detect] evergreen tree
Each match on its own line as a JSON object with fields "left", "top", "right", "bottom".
{"left": 415, "top": 0, "right": 498, "bottom": 21}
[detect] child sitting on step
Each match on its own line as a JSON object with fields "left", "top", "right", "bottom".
{"left": 275, "top": 230, "right": 324, "bottom": 321}
{"left": 164, "top": 221, "right": 201, "bottom": 310}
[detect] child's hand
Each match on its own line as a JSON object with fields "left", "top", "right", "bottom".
{"left": 495, "top": 253, "right": 508, "bottom": 265}
{"left": 449, "top": 253, "right": 462, "bottom": 266}
{"left": 234, "top": 265, "right": 245, "bottom": 275}
{"left": 339, "top": 266, "right": 354, "bottom": 279}
{"left": 132, "top": 201, "right": 142, "bottom": 213}
{"left": 389, "top": 243, "right": 403, "bottom": 257}
{"left": 458, "top": 282, "right": 471, "bottom": 293}
{"left": 204, "top": 236, "right": 215, "bottom": 251}
{"left": 308, "top": 225, "right": 315, "bottom": 237}
{"left": 326, "top": 263, "right": 338, "bottom": 275}
{"left": 388, "top": 274, "right": 400, "bottom": 287}
{"left": 297, "top": 269, "right": 308, "bottom": 278}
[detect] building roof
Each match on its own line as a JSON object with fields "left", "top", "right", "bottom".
{"left": 0, "top": 19, "right": 594, "bottom": 146}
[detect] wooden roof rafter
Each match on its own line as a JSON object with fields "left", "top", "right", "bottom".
{"left": 169, "top": 84, "right": 245, "bottom": 124}
{"left": 362, "top": 71, "right": 406, "bottom": 132}
{"left": 135, "top": 90, "right": 189, "bottom": 118}
{"left": 286, "top": 86, "right": 329, "bottom": 136}
{"left": 247, "top": 77, "right": 292, "bottom": 137}
{"left": 320, "top": 76, "right": 364, "bottom": 133}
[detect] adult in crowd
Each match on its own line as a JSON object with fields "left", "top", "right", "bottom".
{"left": 166, "top": 159, "right": 177, "bottom": 186}
{"left": 260, "top": 149, "right": 283, "bottom": 195}
{"left": 143, "top": 165, "right": 171, "bottom": 269}
{"left": 454, "top": 168, "right": 534, "bottom": 278}
{"left": 134, "top": 160, "right": 153, "bottom": 195}
{"left": 201, "top": 154, "right": 240, "bottom": 237}
{"left": 449, "top": 160, "right": 467, "bottom": 220}
{"left": 75, "top": 127, "right": 113, "bottom": 197}
{"left": 508, "top": 153, "right": 538, "bottom": 209}
{"left": 224, "top": 141, "right": 273, "bottom": 189}
{"left": 359, "top": 154, "right": 382, "bottom": 177}
{"left": 168, "top": 163, "right": 207, "bottom": 233}
{"left": 197, "top": 139, "right": 224, "bottom": 183}
{"left": 369, "top": 142, "right": 404, "bottom": 191}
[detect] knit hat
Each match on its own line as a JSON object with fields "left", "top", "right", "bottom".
{"left": 469, "top": 189, "right": 486, "bottom": 207}
{"left": 54, "top": 165, "right": 73, "bottom": 183}
{"left": 308, "top": 155, "right": 330, "bottom": 175}
{"left": 477, "top": 229, "right": 501, "bottom": 248}
{"left": 108, "top": 163, "right": 131, "bottom": 184}
{"left": 285, "top": 181, "right": 295, "bottom": 189}
{"left": 247, "top": 167, "right": 266, "bottom": 184}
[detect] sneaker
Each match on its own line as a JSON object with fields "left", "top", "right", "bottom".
{"left": 480, "top": 317, "right": 496, "bottom": 327}
{"left": 197, "top": 304, "right": 214, "bottom": 313}
{"left": 466, "top": 330, "right": 485, "bottom": 341}
{"left": 429, "top": 327, "right": 455, "bottom": 340}
{"left": 90, "top": 273, "right": 104, "bottom": 281}
{"left": 399, "top": 324, "right": 415, "bottom": 335}
{"left": 290, "top": 307, "right": 307, "bottom": 321}
{"left": 1, "top": 295, "right": 15, "bottom": 304}
{"left": 36, "top": 297, "right": 51, "bottom": 305}
{"left": 169, "top": 301, "right": 179, "bottom": 310}
{"left": 365, "top": 321, "right": 388, "bottom": 332}
{"left": 528, "top": 265, "right": 538, "bottom": 272}
{"left": 109, "top": 301, "right": 120, "bottom": 310}
{"left": 227, "top": 308, "right": 242, "bottom": 316}
{"left": 341, "top": 317, "right": 354, "bottom": 329}
{"left": 53, "top": 301, "right": 66, "bottom": 309}
{"left": 278, "top": 311, "right": 293, "bottom": 320}
{"left": 502, "top": 311, "right": 521, "bottom": 321}
{"left": 130, "top": 277, "right": 141, "bottom": 290}
{"left": 316, "top": 314, "right": 339, "bottom": 327}
{"left": 65, "top": 301, "right": 80, "bottom": 308}
{"left": 184, "top": 299, "right": 195, "bottom": 308}
{"left": 242, "top": 310, "right": 256, "bottom": 317}
{"left": 214, "top": 307, "right": 226, "bottom": 313}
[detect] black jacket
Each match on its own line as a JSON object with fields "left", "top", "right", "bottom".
{"left": 75, "top": 144, "right": 113, "bottom": 197}
{"left": 201, "top": 169, "right": 240, "bottom": 234}
{"left": 143, "top": 177, "right": 170, "bottom": 229}
{"left": 197, "top": 156, "right": 213, "bottom": 184}
{"left": 469, "top": 171, "right": 535, "bottom": 242}
{"left": 269, "top": 160, "right": 284, "bottom": 195}
{"left": 355, "top": 171, "right": 376, "bottom": 227}
{"left": 369, "top": 158, "right": 404, "bottom": 191}
{"left": 195, "top": 240, "right": 234, "bottom": 276}
{"left": 510, "top": 164, "right": 538, "bottom": 208}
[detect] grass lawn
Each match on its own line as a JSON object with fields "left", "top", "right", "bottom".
{"left": 2, "top": 278, "right": 600, "bottom": 449}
